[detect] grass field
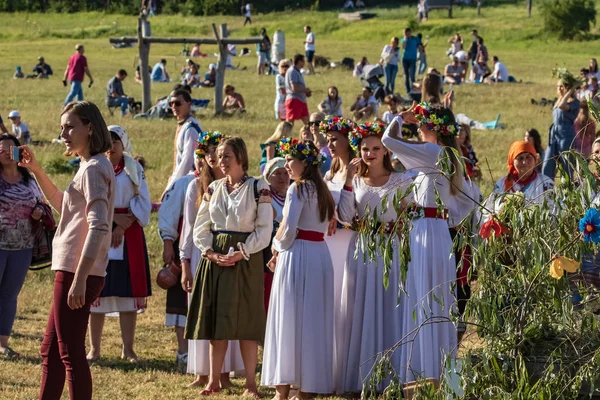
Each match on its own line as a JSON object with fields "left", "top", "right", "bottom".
{"left": 1, "top": 2, "right": 599, "bottom": 398}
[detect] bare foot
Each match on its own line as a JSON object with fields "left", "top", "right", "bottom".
{"left": 220, "top": 375, "right": 233, "bottom": 390}
{"left": 86, "top": 349, "right": 100, "bottom": 362}
{"left": 242, "top": 388, "right": 261, "bottom": 398}
{"left": 121, "top": 349, "right": 138, "bottom": 362}
{"left": 188, "top": 375, "right": 209, "bottom": 387}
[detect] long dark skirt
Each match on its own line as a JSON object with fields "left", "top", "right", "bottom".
{"left": 166, "top": 237, "right": 187, "bottom": 316}
{"left": 185, "top": 232, "right": 265, "bottom": 341}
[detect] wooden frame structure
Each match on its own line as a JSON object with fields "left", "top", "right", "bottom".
{"left": 109, "top": 15, "right": 262, "bottom": 115}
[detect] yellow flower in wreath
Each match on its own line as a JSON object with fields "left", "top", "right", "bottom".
{"left": 549, "top": 256, "right": 580, "bottom": 279}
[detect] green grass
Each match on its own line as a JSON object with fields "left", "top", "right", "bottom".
{"left": 0, "top": 2, "right": 599, "bottom": 398}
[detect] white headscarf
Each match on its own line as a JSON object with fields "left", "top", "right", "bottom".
{"left": 108, "top": 125, "right": 140, "bottom": 192}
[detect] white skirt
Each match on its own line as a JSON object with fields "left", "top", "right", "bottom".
{"left": 261, "top": 239, "right": 334, "bottom": 394}
{"left": 325, "top": 228, "right": 354, "bottom": 391}
{"left": 339, "top": 232, "right": 403, "bottom": 394}
{"left": 400, "top": 218, "right": 457, "bottom": 383}
{"left": 186, "top": 245, "right": 245, "bottom": 375}
{"left": 90, "top": 297, "right": 145, "bottom": 316}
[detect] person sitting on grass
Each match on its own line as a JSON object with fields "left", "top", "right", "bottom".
{"left": 32, "top": 56, "right": 53, "bottom": 79}
{"left": 350, "top": 86, "right": 378, "bottom": 120}
{"left": 183, "top": 63, "right": 201, "bottom": 88}
{"left": 444, "top": 57, "right": 463, "bottom": 85}
{"left": 353, "top": 56, "right": 368, "bottom": 78}
{"left": 222, "top": 85, "right": 246, "bottom": 116}
{"left": 487, "top": 56, "right": 509, "bottom": 84}
{"left": 379, "top": 94, "right": 400, "bottom": 124}
{"left": 8, "top": 111, "right": 31, "bottom": 144}
{"left": 151, "top": 59, "right": 170, "bottom": 83}
{"left": 202, "top": 64, "right": 216, "bottom": 88}
{"left": 13, "top": 66, "right": 24, "bottom": 79}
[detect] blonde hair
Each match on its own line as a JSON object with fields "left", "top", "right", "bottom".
{"left": 265, "top": 121, "right": 293, "bottom": 144}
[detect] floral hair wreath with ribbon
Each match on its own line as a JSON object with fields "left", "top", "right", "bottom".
{"left": 319, "top": 116, "right": 355, "bottom": 135}
{"left": 348, "top": 121, "right": 386, "bottom": 153}
{"left": 195, "top": 131, "right": 225, "bottom": 158}
{"left": 413, "top": 101, "right": 459, "bottom": 137}
{"left": 277, "top": 137, "right": 325, "bottom": 167}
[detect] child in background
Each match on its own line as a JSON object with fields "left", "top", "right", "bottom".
{"left": 8, "top": 110, "right": 30, "bottom": 144}
{"left": 380, "top": 94, "right": 400, "bottom": 124}
{"left": 13, "top": 66, "right": 24, "bottom": 79}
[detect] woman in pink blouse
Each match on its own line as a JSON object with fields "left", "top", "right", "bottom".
{"left": 19, "top": 101, "right": 114, "bottom": 400}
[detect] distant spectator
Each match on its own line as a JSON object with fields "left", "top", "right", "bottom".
{"left": 488, "top": 56, "right": 509, "bottom": 84}
{"left": 8, "top": 111, "right": 30, "bottom": 144}
{"left": 183, "top": 64, "right": 201, "bottom": 88}
{"left": 585, "top": 77, "right": 599, "bottom": 103}
{"left": 380, "top": 36, "right": 400, "bottom": 94}
{"left": 356, "top": 0, "right": 365, "bottom": 7}
{"left": 303, "top": 26, "right": 316, "bottom": 75}
{"left": 447, "top": 33, "right": 463, "bottom": 57}
{"left": 190, "top": 43, "right": 207, "bottom": 58}
{"left": 470, "top": 62, "right": 485, "bottom": 83}
{"left": 589, "top": 58, "right": 600, "bottom": 80}
{"left": 444, "top": 57, "right": 463, "bottom": 85}
{"left": 285, "top": 54, "right": 311, "bottom": 125}
{"left": 350, "top": 86, "right": 378, "bottom": 120}
{"left": 63, "top": 44, "right": 93, "bottom": 105}
{"left": 353, "top": 57, "right": 368, "bottom": 78}
{"left": 151, "top": 59, "right": 170, "bottom": 83}
{"left": 417, "top": 33, "right": 428, "bottom": 75}
{"left": 180, "top": 59, "right": 196, "bottom": 77}
{"left": 226, "top": 44, "right": 237, "bottom": 69}
{"left": 524, "top": 128, "right": 544, "bottom": 172}
{"left": 343, "top": 0, "right": 355, "bottom": 9}
{"left": 243, "top": 3, "right": 252, "bottom": 26}
{"left": 467, "top": 30, "right": 479, "bottom": 65}
{"left": 457, "top": 124, "right": 480, "bottom": 179}
{"left": 13, "top": 66, "right": 24, "bottom": 79}
{"left": 418, "top": 0, "right": 428, "bottom": 21}
{"left": 318, "top": 86, "right": 343, "bottom": 117}
{"left": 380, "top": 94, "right": 400, "bottom": 124}
{"left": 135, "top": 64, "right": 151, "bottom": 84}
{"left": 275, "top": 59, "right": 290, "bottom": 120}
{"left": 202, "top": 63, "right": 216, "bottom": 88}
{"left": 401, "top": 28, "right": 419, "bottom": 95}
{"left": 33, "top": 56, "right": 53, "bottom": 79}
{"left": 476, "top": 37, "right": 489, "bottom": 75}
{"left": 106, "top": 69, "right": 130, "bottom": 117}
{"left": 257, "top": 28, "right": 271, "bottom": 76}
{"left": 573, "top": 99, "right": 596, "bottom": 157}
{"left": 222, "top": 85, "right": 246, "bottom": 116}
{"left": 421, "top": 71, "right": 443, "bottom": 104}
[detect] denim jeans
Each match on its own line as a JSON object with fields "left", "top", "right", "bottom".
{"left": 402, "top": 59, "right": 417, "bottom": 95}
{"left": 0, "top": 248, "right": 33, "bottom": 336}
{"left": 108, "top": 97, "right": 130, "bottom": 116}
{"left": 64, "top": 80, "right": 83, "bottom": 105}
{"left": 384, "top": 63, "right": 398, "bottom": 94}
{"left": 418, "top": 54, "right": 428, "bottom": 75}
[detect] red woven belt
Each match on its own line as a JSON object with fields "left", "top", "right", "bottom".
{"left": 296, "top": 229, "right": 325, "bottom": 242}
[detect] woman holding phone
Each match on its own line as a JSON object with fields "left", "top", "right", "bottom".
{"left": 19, "top": 101, "right": 114, "bottom": 400}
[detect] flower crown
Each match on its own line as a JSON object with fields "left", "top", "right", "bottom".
{"left": 413, "top": 102, "right": 459, "bottom": 137}
{"left": 348, "top": 121, "right": 386, "bottom": 152}
{"left": 319, "top": 117, "right": 354, "bottom": 135}
{"left": 277, "top": 137, "right": 325, "bottom": 166}
{"left": 195, "top": 131, "right": 225, "bottom": 158}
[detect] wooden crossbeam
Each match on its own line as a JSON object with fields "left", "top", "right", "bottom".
{"left": 109, "top": 36, "right": 262, "bottom": 45}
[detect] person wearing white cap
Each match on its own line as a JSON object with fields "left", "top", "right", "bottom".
{"left": 202, "top": 64, "right": 216, "bottom": 87}
{"left": 8, "top": 111, "right": 30, "bottom": 144}
{"left": 88, "top": 125, "right": 152, "bottom": 363}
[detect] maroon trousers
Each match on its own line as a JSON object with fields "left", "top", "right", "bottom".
{"left": 39, "top": 271, "right": 104, "bottom": 400}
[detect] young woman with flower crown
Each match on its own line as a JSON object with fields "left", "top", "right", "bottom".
{"left": 382, "top": 102, "right": 467, "bottom": 382}
{"left": 261, "top": 138, "right": 336, "bottom": 400}
{"left": 320, "top": 116, "right": 356, "bottom": 391}
{"left": 179, "top": 131, "right": 244, "bottom": 388}
{"left": 337, "top": 122, "right": 415, "bottom": 393}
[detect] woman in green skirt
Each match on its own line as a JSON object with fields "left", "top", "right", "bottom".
{"left": 187, "top": 136, "right": 273, "bottom": 397}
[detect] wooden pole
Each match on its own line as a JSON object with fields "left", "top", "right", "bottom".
{"left": 477, "top": 0, "right": 482, "bottom": 16}
{"left": 213, "top": 23, "right": 227, "bottom": 116}
{"left": 448, "top": 0, "right": 453, "bottom": 18}
{"left": 527, "top": 0, "right": 532, "bottom": 17}
{"left": 139, "top": 15, "right": 152, "bottom": 113}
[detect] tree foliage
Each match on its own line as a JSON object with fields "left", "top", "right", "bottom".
{"left": 540, "top": 0, "right": 596, "bottom": 39}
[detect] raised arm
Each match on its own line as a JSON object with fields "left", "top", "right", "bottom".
{"left": 272, "top": 183, "right": 304, "bottom": 252}
{"left": 19, "top": 145, "right": 64, "bottom": 212}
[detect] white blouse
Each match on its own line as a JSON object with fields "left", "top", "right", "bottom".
{"left": 114, "top": 161, "right": 151, "bottom": 227}
{"left": 179, "top": 178, "right": 200, "bottom": 261}
{"left": 193, "top": 177, "right": 273, "bottom": 254}
{"left": 159, "top": 173, "right": 195, "bottom": 241}
{"left": 272, "top": 182, "right": 330, "bottom": 252}
{"left": 338, "top": 172, "right": 414, "bottom": 223}
{"left": 483, "top": 173, "right": 555, "bottom": 219}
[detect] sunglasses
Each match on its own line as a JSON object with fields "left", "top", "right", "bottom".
{"left": 169, "top": 100, "right": 182, "bottom": 107}
{"left": 309, "top": 121, "right": 322, "bottom": 126}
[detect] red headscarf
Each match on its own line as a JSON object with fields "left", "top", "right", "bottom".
{"left": 504, "top": 141, "right": 538, "bottom": 191}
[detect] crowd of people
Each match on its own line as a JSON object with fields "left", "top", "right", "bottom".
{"left": 2, "top": 17, "right": 600, "bottom": 400}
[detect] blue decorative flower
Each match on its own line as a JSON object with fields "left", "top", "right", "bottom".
{"left": 579, "top": 208, "right": 600, "bottom": 243}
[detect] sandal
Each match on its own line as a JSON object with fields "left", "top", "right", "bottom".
{"left": 1, "top": 347, "right": 20, "bottom": 359}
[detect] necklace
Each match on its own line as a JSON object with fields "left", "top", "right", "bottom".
{"left": 226, "top": 174, "right": 249, "bottom": 191}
